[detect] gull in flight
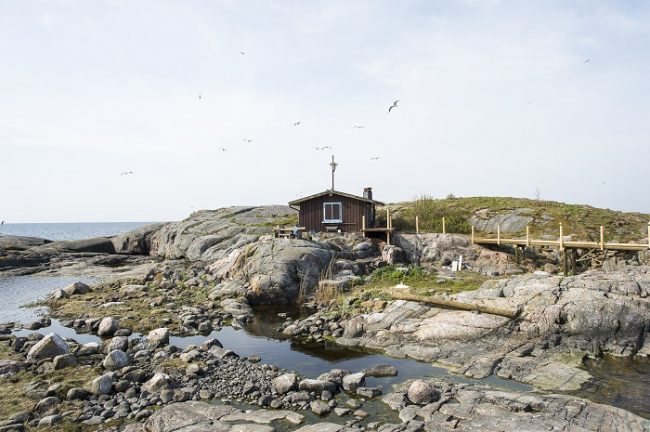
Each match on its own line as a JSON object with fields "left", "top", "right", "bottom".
{"left": 242, "top": 139, "right": 253, "bottom": 143}
{"left": 584, "top": 58, "right": 591, "bottom": 63}
{"left": 370, "top": 157, "right": 380, "bottom": 160}
{"left": 240, "top": 51, "right": 245, "bottom": 55}
{"left": 198, "top": 93, "right": 202, "bottom": 99}
{"left": 388, "top": 100, "right": 399, "bottom": 113}
{"left": 220, "top": 147, "right": 227, "bottom": 152}
{"left": 314, "top": 146, "right": 332, "bottom": 151}
{"left": 120, "top": 171, "right": 134, "bottom": 176}
{"left": 352, "top": 125, "right": 365, "bottom": 129}
{"left": 293, "top": 121, "right": 301, "bottom": 126}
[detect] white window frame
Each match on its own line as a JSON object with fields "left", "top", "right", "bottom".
{"left": 323, "top": 202, "right": 343, "bottom": 223}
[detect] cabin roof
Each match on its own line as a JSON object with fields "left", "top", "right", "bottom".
{"left": 289, "top": 189, "right": 385, "bottom": 206}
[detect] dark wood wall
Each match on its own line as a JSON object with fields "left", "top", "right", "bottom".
{"left": 298, "top": 195, "right": 374, "bottom": 233}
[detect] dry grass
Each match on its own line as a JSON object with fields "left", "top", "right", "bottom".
{"left": 0, "top": 365, "right": 99, "bottom": 425}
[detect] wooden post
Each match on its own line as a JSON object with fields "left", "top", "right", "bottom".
{"left": 600, "top": 226, "right": 605, "bottom": 251}
{"left": 362, "top": 215, "right": 366, "bottom": 232}
{"left": 562, "top": 250, "right": 568, "bottom": 276}
{"left": 570, "top": 249, "right": 577, "bottom": 275}
{"left": 471, "top": 226, "right": 475, "bottom": 244}
{"left": 415, "top": 215, "right": 419, "bottom": 234}
{"left": 442, "top": 217, "right": 446, "bottom": 234}
{"left": 497, "top": 225, "right": 501, "bottom": 246}
{"left": 559, "top": 223, "right": 564, "bottom": 251}
{"left": 647, "top": 222, "right": 650, "bottom": 249}
{"left": 526, "top": 225, "right": 530, "bottom": 247}
{"left": 386, "top": 208, "right": 391, "bottom": 245}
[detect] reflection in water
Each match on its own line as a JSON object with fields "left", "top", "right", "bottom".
{"left": 580, "top": 356, "right": 650, "bottom": 419}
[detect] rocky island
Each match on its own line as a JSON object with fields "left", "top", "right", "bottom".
{"left": 1, "top": 200, "right": 650, "bottom": 431}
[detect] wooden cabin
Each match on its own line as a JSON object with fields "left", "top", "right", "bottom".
{"left": 289, "top": 188, "right": 384, "bottom": 233}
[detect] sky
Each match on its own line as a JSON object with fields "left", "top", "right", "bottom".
{"left": 1, "top": 0, "right": 649, "bottom": 222}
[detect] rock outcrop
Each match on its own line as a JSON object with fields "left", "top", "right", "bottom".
{"left": 337, "top": 267, "right": 650, "bottom": 391}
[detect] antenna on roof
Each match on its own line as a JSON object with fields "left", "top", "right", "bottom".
{"left": 329, "top": 155, "right": 338, "bottom": 191}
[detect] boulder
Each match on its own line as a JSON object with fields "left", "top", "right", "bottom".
{"left": 89, "top": 374, "right": 113, "bottom": 395}
{"left": 26, "top": 333, "right": 69, "bottom": 362}
{"left": 53, "top": 353, "right": 77, "bottom": 370}
{"left": 407, "top": 380, "right": 440, "bottom": 405}
{"left": 62, "top": 282, "right": 90, "bottom": 296}
{"left": 97, "top": 317, "right": 118, "bottom": 337}
{"left": 147, "top": 328, "right": 170, "bottom": 347}
{"left": 342, "top": 372, "right": 365, "bottom": 391}
{"left": 298, "top": 379, "right": 337, "bottom": 394}
{"left": 103, "top": 336, "right": 129, "bottom": 353}
{"left": 363, "top": 364, "right": 398, "bottom": 377}
{"left": 272, "top": 373, "right": 298, "bottom": 394}
{"left": 143, "top": 372, "right": 172, "bottom": 393}
{"left": 103, "top": 350, "right": 130, "bottom": 370}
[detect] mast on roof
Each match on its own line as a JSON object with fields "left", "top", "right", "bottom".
{"left": 329, "top": 155, "right": 337, "bottom": 191}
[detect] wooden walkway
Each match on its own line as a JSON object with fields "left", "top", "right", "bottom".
{"left": 470, "top": 224, "right": 650, "bottom": 252}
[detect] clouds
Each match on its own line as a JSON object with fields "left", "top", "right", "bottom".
{"left": 0, "top": 1, "right": 649, "bottom": 221}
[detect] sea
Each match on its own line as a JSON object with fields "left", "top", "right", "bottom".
{"left": 0, "top": 221, "right": 154, "bottom": 323}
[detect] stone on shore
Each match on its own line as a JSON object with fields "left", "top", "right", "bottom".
{"left": 407, "top": 380, "right": 440, "bottom": 404}
{"left": 272, "top": 373, "right": 298, "bottom": 394}
{"left": 147, "top": 328, "right": 170, "bottom": 347}
{"left": 97, "top": 317, "right": 118, "bottom": 337}
{"left": 26, "top": 333, "right": 69, "bottom": 362}
{"left": 89, "top": 373, "right": 113, "bottom": 395}
{"left": 62, "top": 281, "right": 90, "bottom": 296}
{"left": 342, "top": 372, "right": 365, "bottom": 391}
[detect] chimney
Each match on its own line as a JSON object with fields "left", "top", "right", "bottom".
{"left": 363, "top": 187, "right": 373, "bottom": 200}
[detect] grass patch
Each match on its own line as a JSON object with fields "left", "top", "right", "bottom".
{"left": 47, "top": 279, "right": 214, "bottom": 334}
{"left": 379, "top": 195, "right": 650, "bottom": 242}
{"left": 337, "top": 266, "right": 489, "bottom": 314}
{"left": 256, "top": 214, "right": 299, "bottom": 228}
{"left": 0, "top": 366, "right": 99, "bottom": 425}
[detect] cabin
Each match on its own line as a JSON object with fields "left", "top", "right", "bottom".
{"left": 288, "top": 188, "right": 384, "bottom": 233}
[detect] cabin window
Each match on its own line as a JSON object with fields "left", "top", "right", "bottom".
{"left": 323, "top": 202, "right": 343, "bottom": 223}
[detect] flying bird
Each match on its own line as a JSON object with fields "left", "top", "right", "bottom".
{"left": 314, "top": 146, "right": 332, "bottom": 151}
{"left": 293, "top": 121, "right": 301, "bottom": 126}
{"left": 120, "top": 171, "right": 134, "bottom": 176}
{"left": 240, "top": 52, "right": 245, "bottom": 55}
{"left": 352, "top": 125, "right": 365, "bottom": 129}
{"left": 220, "top": 147, "right": 227, "bottom": 152}
{"left": 370, "top": 157, "right": 380, "bottom": 160}
{"left": 198, "top": 93, "right": 202, "bottom": 99}
{"left": 388, "top": 100, "right": 399, "bottom": 113}
{"left": 584, "top": 58, "right": 591, "bottom": 63}
{"left": 242, "top": 139, "right": 253, "bottom": 143}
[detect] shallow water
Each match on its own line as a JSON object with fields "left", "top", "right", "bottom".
{"left": 0, "top": 276, "right": 98, "bottom": 323}
{"left": 580, "top": 356, "right": 650, "bottom": 419}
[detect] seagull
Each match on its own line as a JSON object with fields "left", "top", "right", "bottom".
{"left": 370, "top": 156, "right": 380, "bottom": 160}
{"left": 584, "top": 58, "right": 591, "bottom": 63}
{"left": 295, "top": 190, "right": 308, "bottom": 197}
{"left": 293, "top": 121, "right": 301, "bottom": 126}
{"left": 314, "top": 146, "right": 332, "bottom": 151}
{"left": 198, "top": 93, "right": 202, "bottom": 99}
{"left": 240, "top": 51, "right": 245, "bottom": 55}
{"left": 242, "top": 139, "right": 253, "bottom": 143}
{"left": 120, "top": 171, "right": 134, "bottom": 176}
{"left": 388, "top": 100, "right": 399, "bottom": 113}
{"left": 352, "top": 125, "right": 365, "bottom": 129}
{"left": 220, "top": 147, "right": 227, "bottom": 152}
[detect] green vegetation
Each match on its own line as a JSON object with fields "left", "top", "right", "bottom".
{"left": 0, "top": 359, "right": 100, "bottom": 427}
{"left": 379, "top": 195, "right": 650, "bottom": 242}
{"left": 257, "top": 214, "right": 299, "bottom": 228}
{"left": 334, "top": 266, "right": 488, "bottom": 313}
{"left": 47, "top": 276, "right": 215, "bottom": 334}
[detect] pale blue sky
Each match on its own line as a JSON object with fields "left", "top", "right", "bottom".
{"left": 1, "top": 0, "right": 649, "bottom": 222}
